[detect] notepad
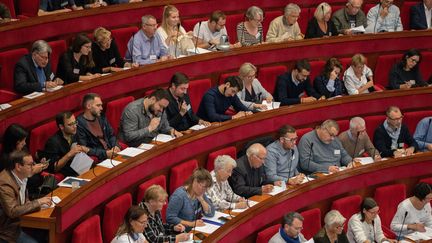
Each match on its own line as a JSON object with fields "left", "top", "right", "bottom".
{"left": 24, "top": 92, "right": 44, "bottom": 99}
{"left": 231, "top": 200, "right": 258, "bottom": 213}
{"left": 138, "top": 143, "right": 155, "bottom": 151}
{"left": 98, "top": 159, "right": 122, "bottom": 168}
{"left": 0, "top": 103, "right": 11, "bottom": 110}
{"left": 189, "top": 124, "right": 207, "bottom": 131}
{"left": 58, "top": 177, "right": 90, "bottom": 188}
{"left": 46, "top": 85, "right": 63, "bottom": 92}
{"left": 154, "top": 134, "right": 175, "bottom": 143}
{"left": 117, "top": 147, "right": 146, "bottom": 157}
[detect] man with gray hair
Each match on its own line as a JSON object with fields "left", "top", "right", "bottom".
{"left": 126, "top": 15, "right": 170, "bottom": 65}
{"left": 332, "top": 0, "right": 367, "bottom": 35}
{"left": 269, "top": 212, "right": 307, "bottom": 243}
{"left": 298, "top": 119, "right": 354, "bottom": 174}
{"left": 206, "top": 155, "right": 247, "bottom": 210}
{"left": 14, "top": 40, "right": 64, "bottom": 95}
{"left": 338, "top": 117, "right": 381, "bottom": 160}
{"left": 266, "top": 3, "right": 304, "bottom": 43}
{"left": 228, "top": 143, "right": 275, "bottom": 198}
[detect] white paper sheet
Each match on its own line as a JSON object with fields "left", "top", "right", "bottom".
{"left": 23, "top": 92, "right": 44, "bottom": 99}
{"left": 268, "top": 184, "right": 287, "bottom": 196}
{"left": 356, "top": 157, "right": 374, "bottom": 165}
{"left": 0, "top": 103, "right": 11, "bottom": 110}
{"left": 194, "top": 222, "right": 220, "bottom": 234}
{"left": 154, "top": 134, "right": 175, "bottom": 143}
{"left": 405, "top": 227, "right": 432, "bottom": 241}
{"left": 350, "top": 25, "right": 366, "bottom": 33}
{"left": 260, "top": 101, "right": 281, "bottom": 111}
{"left": 70, "top": 152, "right": 94, "bottom": 175}
{"left": 202, "top": 211, "right": 231, "bottom": 224}
{"left": 138, "top": 143, "right": 155, "bottom": 151}
{"left": 231, "top": 200, "right": 258, "bottom": 213}
{"left": 187, "top": 47, "right": 212, "bottom": 55}
{"left": 46, "top": 85, "right": 63, "bottom": 92}
{"left": 301, "top": 176, "right": 316, "bottom": 184}
{"left": 189, "top": 124, "right": 207, "bottom": 131}
{"left": 118, "top": 147, "right": 146, "bottom": 157}
{"left": 97, "top": 159, "right": 122, "bottom": 169}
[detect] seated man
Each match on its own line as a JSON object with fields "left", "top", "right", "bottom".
{"left": 365, "top": 0, "right": 403, "bottom": 33}
{"left": 77, "top": 93, "right": 120, "bottom": 160}
{"left": 264, "top": 125, "right": 305, "bottom": 185}
{"left": 410, "top": 0, "right": 432, "bottom": 30}
{"left": 228, "top": 143, "right": 275, "bottom": 198}
{"left": 42, "top": 111, "right": 90, "bottom": 177}
{"left": 332, "top": 0, "right": 367, "bottom": 35}
{"left": 298, "top": 119, "right": 353, "bottom": 174}
{"left": 269, "top": 212, "right": 307, "bottom": 243}
{"left": 274, "top": 59, "right": 323, "bottom": 106}
{"left": 120, "top": 89, "right": 182, "bottom": 147}
{"left": 339, "top": 117, "right": 381, "bottom": 159}
{"left": 413, "top": 116, "right": 432, "bottom": 152}
{"left": 197, "top": 76, "right": 252, "bottom": 122}
{"left": 125, "top": 15, "right": 169, "bottom": 65}
{"left": 165, "top": 72, "right": 210, "bottom": 131}
{"left": 266, "top": 3, "right": 304, "bottom": 43}
{"left": 193, "top": 10, "right": 236, "bottom": 49}
{"left": 38, "top": 0, "right": 83, "bottom": 16}
{"left": 14, "top": 40, "right": 64, "bottom": 95}
{"left": 0, "top": 151, "right": 51, "bottom": 243}
{"left": 74, "top": 0, "right": 107, "bottom": 8}
{"left": 0, "top": 3, "right": 15, "bottom": 23}
{"left": 373, "top": 106, "right": 418, "bottom": 158}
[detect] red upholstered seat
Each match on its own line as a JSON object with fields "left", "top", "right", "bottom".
{"left": 0, "top": 48, "right": 28, "bottom": 91}
{"left": 363, "top": 3, "right": 376, "bottom": 16}
{"left": 182, "top": 17, "right": 207, "bottom": 32}
{"left": 420, "top": 177, "right": 432, "bottom": 185}
{"left": 300, "top": 208, "right": 321, "bottom": 240}
{"left": 296, "top": 127, "right": 313, "bottom": 142}
{"left": 337, "top": 119, "right": 350, "bottom": 133}
{"left": 309, "top": 60, "right": 326, "bottom": 86}
{"left": 374, "top": 54, "right": 402, "bottom": 90}
{"left": 401, "top": 2, "right": 417, "bottom": 30}
{"left": 71, "top": 215, "right": 103, "bottom": 243}
{"left": 404, "top": 110, "right": 432, "bottom": 135}
{"left": 420, "top": 51, "right": 432, "bottom": 81}
{"left": 188, "top": 78, "right": 211, "bottom": 113}
{"left": 331, "top": 195, "right": 362, "bottom": 231}
{"left": 374, "top": 184, "right": 406, "bottom": 238}
{"left": 29, "top": 120, "right": 57, "bottom": 157}
{"left": 339, "top": 57, "right": 352, "bottom": 73}
{"left": 136, "top": 175, "right": 167, "bottom": 221}
{"left": 262, "top": 10, "right": 283, "bottom": 41}
{"left": 47, "top": 40, "right": 67, "bottom": 74}
{"left": 18, "top": 0, "right": 40, "bottom": 17}
{"left": 106, "top": 96, "right": 134, "bottom": 135}
{"left": 257, "top": 65, "right": 287, "bottom": 95}
{"left": 0, "top": 89, "right": 19, "bottom": 103}
{"left": 256, "top": 224, "right": 279, "bottom": 243}
{"left": 111, "top": 26, "right": 139, "bottom": 58}
{"left": 365, "top": 115, "right": 386, "bottom": 142}
{"left": 206, "top": 146, "right": 237, "bottom": 172}
{"left": 0, "top": 0, "right": 16, "bottom": 18}
{"left": 226, "top": 13, "right": 244, "bottom": 43}
{"left": 103, "top": 193, "right": 132, "bottom": 242}
{"left": 298, "top": 8, "right": 310, "bottom": 34}
{"left": 169, "top": 159, "right": 198, "bottom": 194}
{"left": 219, "top": 71, "right": 238, "bottom": 85}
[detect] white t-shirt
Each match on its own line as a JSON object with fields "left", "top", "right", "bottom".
{"left": 390, "top": 198, "right": 432, "bottom": 237}
{"left": 156, "top": 26, "right": 187, "bottom": 48}
{"left": 193, "top": 20, "right": 228, "bottom": 45}
{"left": 111, "top": 233, "right": 147, "bottom": 243}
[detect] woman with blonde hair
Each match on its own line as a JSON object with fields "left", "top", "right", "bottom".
{"left": 343, "top": 53, "right": 375, "bottom": 95}
{"left": 305, "top": 2, "right": 337, "bottom": 38}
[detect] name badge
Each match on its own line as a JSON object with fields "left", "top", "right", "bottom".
{"left": 399, "top": 143, "right": 404, "bottom": 148}
{"left": 149, "top": 55, "right": 157, "bottom": 60}
{"left": 73, "top": 68, "right": 80, "bottom": 74}
{"left": 187, "top": 104, "right": 191, "bottom": 111}
{"left": 60, "top": 1, "right": 68, "bottom": 7}
{"left": 334, "top": 150, "right": 340, "bottom": 155}
{"left": 109, "top": 58, "right": 115, "bottom": 64}
{"left": 50, "top": 73, "right": 55, "bottom": 81}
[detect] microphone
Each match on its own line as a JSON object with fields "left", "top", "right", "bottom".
{"left": 227, "top": 188, "right": 235, "bottom": 219}
{"left": 306, "top": 142, "right": 314, "bottom": 174}
{"left": 421, "top": 118, "right": 432, "bottom": 151}
{"left": 351, "top": 131, "right": 361, "bottom": 161}
{"left": 174, "top": 23, "right": 181, "bottom": 58}
{"left": 259, "top": 25, "right": 263, "bottom": 44}
{"left": 194, "top": 21, "right": 202, "bottom": 54}
{"left": 396, "top": 211, "right": 408, "bottom": 241}
{"left": 373, "top": 3, "right": 381, "bottom": 33}
{"left": 372, "top": 220, "right": 376, "bottom": 243}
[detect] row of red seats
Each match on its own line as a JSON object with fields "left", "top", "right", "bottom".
{"left": 0, "top": 0, "right": 39, "bottom": 19}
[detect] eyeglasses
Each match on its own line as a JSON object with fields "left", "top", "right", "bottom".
{"left": 23, "top": 162, "right": 35, "bottom": 167}
{"left": 82, "top": 44, "right": 92, "bottom": 49}
{"left": 324, "top": 127, "right": 338, "bottom": 138}
{"left": 282, "top": 137, "right": 298, "bottom": 143}
{"left": 254, "top": 154, "right": 266, "bottom": 161}
{"left": 388, "top": 115, "right": 404, "bottom": 121}
{"left": 407, "top": 57, "right": 419, "bottom": 64}
{"left": 135, "top": 219, "right": 148, "bottom": 225}
{"left": 145, "top": 23, "right": 158, "bottom": 28}
{"left": 367, "top": 209, "right": 380, "bottom": 215}
{"left": 67, "top": 121, "right": 78, "bottom": 126}
{"left": 36, "top": 53, "right": 49, "bottom": 60}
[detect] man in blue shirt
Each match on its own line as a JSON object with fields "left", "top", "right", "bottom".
{"left": 197, "top": 76, "right": 252, "bottom": 122}
{"left": 413, "top": 116, "right": 432, "bottom": 152}
{"left": 125, "top": 15, "right": 170, "bottom": 65}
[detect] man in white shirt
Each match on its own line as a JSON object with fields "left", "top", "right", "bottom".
{"left": 193, "top": 10, "right": 237, "bottom": 49}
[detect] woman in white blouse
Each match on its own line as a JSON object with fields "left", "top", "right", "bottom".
{"left": 111, "top": 205, "right": 149, "bottom": 243}
{"left": 343, "top": 54, "right": 375, "bottom": 95}
{"left": 347, "top": 197, "right": 396, "bottom": 243}
{"left": 206, "top": 155, "right": 247, "bottom": 211}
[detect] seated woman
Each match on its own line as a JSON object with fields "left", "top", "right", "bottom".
{"left": 388, "top": 49, "right": 428, "bottom": 90}
{"left": 139, "top": 185, "right": 189, "bottom": 242}
{"left": 166, "top": 167, "right": 215, "bottom": 231}
{"left": 207, "top": 155, "right": 247, "bottom": 211}
{"left": 391, "top": 182, "right": 432, "bottom": 238}
{"left": 314, "top": 210, "right": 349, "bottom": 243}
{"left": 92, "top": 27, "right": 136, "bottom": 73}
{"left": 343, "top": 53, "right": 375, "bottom": 95}
{"left": 347, "top": 197, "right": 396, "bottom": 243}
{"left": 236, "top": 62, "right": 273, "bottom": 111}
{"left": 305, "top": 2, "right": 337, "bottom": 39}
{"left": 111, "top": 205, "right": 149, "bottom": 243}
{"left": 156, "top": 5, "right": 192, "bottom": 57}
{"left": 57, "top": 34, "right": 101, "bottom": 84}
{"left": 236, "top": 6, "right": 264, "bottom": 46}
{"left": 314, "top": 58, "right": 345, "bottom": 98}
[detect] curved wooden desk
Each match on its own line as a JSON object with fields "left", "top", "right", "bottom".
{"left": 20, "top": 87, "right": 432, "bottom": 242}
{"left": 1, "top": 30, "right": 431, "bottom": 135}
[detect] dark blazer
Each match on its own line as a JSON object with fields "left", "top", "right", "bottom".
{"left": 14, "top": 54, "right": 55, "bottom": 95}
{"left": 165, "top": 90, "right": 200, "bottom": 131}
{"left": 373, "top": 123, "right": 419, "bottom": 157}
{"left": 91, "top": 40, "right": 125, "bottom": 73}
{"left": 410, "top": 3, "right": 428, "bottom": 30}
{"left": 388, "top": 62, "right": 427, "bottom": 90}
{"left": 274, "top": 72, "right": 321, "bottom": 105}
{"left": 313, "top": 75, "right": 345, "bottom": 98}
{"left": 305, "top": 18, "right": 338, "bottom": 39}
{"left": 313, "top": 227, "right": 349, "bottom": 243}
{"left": 56, "top": 50, "right": 95, "bottom": 84}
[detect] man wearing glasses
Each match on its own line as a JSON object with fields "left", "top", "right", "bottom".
{"left": 193, "top": 10, "right": 236, "bottom": 49}
{"left": 373, "top": 106, "right": 418, "bottom": 158}
{"left": 0, "top": 150, "right": 52, "bottom": 243}
{"left": 14, "top": 40, "right": 64, "bottom": 95}
{"left": 269, "top": 212, "right": 307, "bottom": 243}
{"left": 332, "top": 0, "right": 368, "bottom": 35}
{"left": 298, "top": 119, "right": 353, "bottom": 174}
{"left": 264, "top": 125, "right": 305, "bottom": 186}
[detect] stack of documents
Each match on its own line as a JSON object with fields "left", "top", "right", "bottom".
{"left": 58, "top": 177, "right": 90, "bottom": 188}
